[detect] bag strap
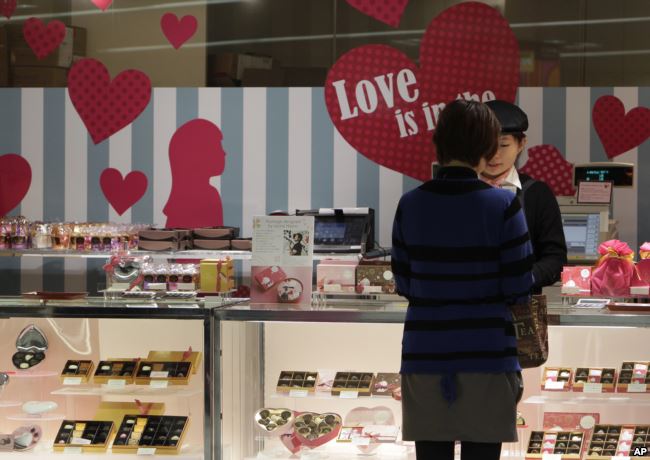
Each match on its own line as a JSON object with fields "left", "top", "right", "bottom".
{"left": 518, "top": 176, "right": 537, "bottom": 210}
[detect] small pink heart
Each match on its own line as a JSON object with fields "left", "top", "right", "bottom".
{"left": 22, "top": 18, "right": 67, "bottom": 60}
{"left": 592, "top": 95, "right": 650, "bottom": 159}
{"left": 100, "top": 168, "right": 148, "bottom": 215}
{"left": 0, "top": 0, "right": 17, "bottom": 19}
{"left": 0, "top": 154, "right": 32, "bottom": 217}
{"left": 161, "top": 13, "right": 198, "bottom": 50}
{"left": 346, "top": 0, "right": 409, "bottom": 27}
{"left": 91, "top": 0, "right": 112, "bottom": 11}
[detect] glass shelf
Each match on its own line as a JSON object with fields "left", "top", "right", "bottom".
{"left": 269, "top": 392, "right": 401, "bottom": 402}
{"left": 6, "top": 412, "right": 66, "bottom": 422}
{"left": 0, "top": 448, "right": 203, "bottom": 459}
{"left": 0, "top": 400, "right": 22, "bottom": 408}
{"left": 523, "top": 392, "right": 650, "bottom": 406}
{"left": 51, "top": 385, "right": 201, "bottom": 398}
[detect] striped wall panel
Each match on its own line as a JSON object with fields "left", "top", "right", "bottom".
{"left": 0, "top": 87, "right": 648, "bottom": 294}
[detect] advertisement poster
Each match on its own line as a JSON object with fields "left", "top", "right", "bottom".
{"left": 251, "top": 216, "right": 314, "bottom": 305}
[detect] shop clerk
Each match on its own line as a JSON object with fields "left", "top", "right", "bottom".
{"left": 482, "top": 100, "right": 568, "bottom": 292}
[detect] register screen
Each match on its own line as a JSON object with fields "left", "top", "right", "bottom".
{"left": 561, "top": 213, "right": 600, "bottom": 258}
{"left": 315, "top": 221, "right": 347, "bottom": 244}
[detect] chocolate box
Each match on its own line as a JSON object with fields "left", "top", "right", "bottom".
{"left": 541, "top": 367, "right": 573, "bottom": 391}
{"left": 138, "top": 229, "right": 191, "bottom": 251}
{"left": 331, "top": 372, "right": 374, "bottom": 396}
{"left": 199, "top": 259, "right": 234, "bottom": 293}
{"left": 586, "top": 425, "right": 650, "bottom": 459}
{"left": 526, "top": 430, "right": 585, "bottom": 458}
{"left": 60, "top": 360, "right": 95, "bottom": 384}
{"left": 317, "top": 260, "right": 358, "bottom": 293}
{"left": 561, "top": 266, "right": 592, "bottom": 295}
{"left": 231, "top": 238, "right": 252, "bottom": 251}
{"left": 355, "top": 261, "right": 395, "bottom": 294}
{"left": 53, "top": 420, "right": 114, "bottom": 452}
{"left": 192, "top": 227, "right": 239, "bottom": 240}
{"left": 111, "top": 415, "right": 189, "bottom": 454}
{"left": 276, "top": 371, "right": 318, "bottom": 393}
{"left": 192, "top": 239, "right": 231, "bottom": 250}
{"left": 134, "top": 361, "right": 193, "bottom": 385}
{"left": 371, "top": 373, "right": 401, "bottom": 397}
{"left": 572, "top": 367, "right": 617, "bottom": 392}
{"left": 93, "top": 360, "right": 139, "bottom": 385}
{"left": 616, "top": 361, "right": 650, "bottom": 393}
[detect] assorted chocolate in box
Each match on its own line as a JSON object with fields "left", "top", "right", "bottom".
{"left": 53, "top": 420, "right": 114, "bottom": 452}
{"left": 93, "top": 360, "right": 139, "bottom": 385}
{"left": 586, "top": 425, "right": 650, "bottom": 459}
{"left": 60, "top": 360, "right": 95, "bottom": 384}
{"left": 542, "top": 367, "right": 573, "bottom": 391}
{"left": 572, "top": 367, "right": 617, "bottom": 392}
{"left": 616, "top": 361, "right": 650, "bottom": 392}
{"left": 371, "top": 373, "right": 401, "bottom": 397}
{"left": 112, "top": 415, "right": 189, "bottom": 454}
{"left": 526, "top": 430, "right": 585, "bottom": 458}
{"left": 331, "top": 372, "right": 374, "bottom": 396}
{"left": 276, "top": 371, "right": 319, "bottom": 393}
{"left": 355, "top": 261, "right": 395, "bottom": 294}
{"left": 135, "top": 361, "right": 193, "bottom": 385}
{"left": 317, "top": 260, "right": 358, "bottom": 293}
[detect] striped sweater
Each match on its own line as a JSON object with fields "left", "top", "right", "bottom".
{"left": 392, "top": 167, "right": 534, "bottom": 381}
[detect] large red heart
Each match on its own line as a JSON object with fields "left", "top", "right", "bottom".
{"left": 325, "top": 2, "right": 519, "bottom": 181}
{"left": 68, "top": 58, "right": 152, "bottom": 144}
{"left": 592, "top": 95, "right": 650, "bottom": 159}
{"left": 100, "top": 168, "right": 148, "bottom": 215}
{"left": 91, "top": 0, "right": 112, "bottom": 11}
{"left": 519, "top": 145, "right": 576, "bottom": 197}
{"left": 0, "top": 0, "right": 16, "bottom": 19}
{"left": 345, "top": 0, "right": 408, "bottom": 27}
{"left": 23, "top": 18, "right": 67, "bottom": 60}
{"left": 161, "top": 13, "right": 198, "bottom": 50}
{"left": 0, "top": 154, "right": 32, "bottom": 217}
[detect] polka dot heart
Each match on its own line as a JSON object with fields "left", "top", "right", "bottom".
{"left": 346, "top": 0, "right": 409, "bottom": 27}
{"left": 0, "top": 0, "right": 17, "bottom": 20}
{"left": 592, "top": 95, "right": 650, "bottom": 159}
{"left": 22, "top": 18, "right": 66, "bottom": 60}
{"left": 100, "top": 168, "right": 148, "bottom": 215}
{"left": 0, "top": 154, "right": 32, "bottom": 217}
{"left": 519, "top": 145, "right": 576, "bottom": 197}
{"left": 68, "top": 58, "right": 152, "bottom": 145}
{"left": 325, "top": 2, "right": 519, "bottom": 181}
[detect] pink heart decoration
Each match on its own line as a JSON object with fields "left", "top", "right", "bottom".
{"left": 91, "top": 0, "right": 112, "bottom": 11}
{"left": 519, "top": 145, "right": 576, "bottom": 196}
{"left": 0, "top": 154, "right": 32, "bottom": 217}
{"left": 325, "top": 2, "right": 520, "bottom": 181}
{"left": 22, "top": 18, "right": 67, "bottom": 60}
{"left": 68, "top": 58, "right": 152, "bottom": 144}
{"left": 0, "top": 0, "right": 17, "bottom": 19}
{"left": 161, "top": 13, "right": 198, "bottom": 50}
{"left": 346, "top": 0, "right": 408, "bottom": 27}
{"left": 100, "top": 168, "right": 148, "bottom": 215}
{"left": 592, "top": 95, "right": 650, "bottom": 159}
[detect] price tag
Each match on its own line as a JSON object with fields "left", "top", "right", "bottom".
{"left": 340, "top": 390, "right": 359, "bottom": 399}
{"left": 137, "top": 448, "right": 156, "bottom": 456}
{"left": 150, "top": 380, "right": 169, "bottom": 389}
{"left": 106, "top": 379, "right": 126, "bottom": 388}
{"left": 63, "top": 377, "right": 83, "bottom": 386}
{"left": 63, "top": 447, "right": 83, "bottom": 454}
{"left": 584, "top": 383, "right": 603, "bottom": 393}
{"left": 289, "top": 389, "right": 308, "bottom": 398}
{"left": 323, "top": 284, "right": 342, "bottom": 292}
{"left": 352, "top": 437, "right": 371, "bottom": 446}
{"left": 150, "top": 371, "right": 169, "bottom": 378}
{"left": 71, "top": 438, "right": 92, "bottom": 445}
{"left": 544, "top": 381, "right": 565, "bottom": 390}
{"left": 627, "top": 383, "right": 647, "bottom": 393}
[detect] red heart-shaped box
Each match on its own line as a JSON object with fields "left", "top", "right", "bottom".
{"left": 325, "top": 2, "right": 519, "bottom": 181}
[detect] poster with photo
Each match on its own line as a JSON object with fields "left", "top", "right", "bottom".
{"left": 251, "top": 216, "right": 314, "bottom": 305}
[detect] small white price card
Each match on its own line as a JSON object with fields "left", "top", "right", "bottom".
{"left": 63, "top": 447, "right": 83, "bottom": 454}
{"left": 541, "top": 454, "right": 562, "bottom": 460}
{"left": 71, "top": 438, "right": 91, "bottom": 445}
{"left": 150, "top": 371, "right": 169, "bottom": 378}
{"left": 584, "top": 383, "right": 603, "bottom": 393}
{"left": 106, "top": 379, "right": 126, "bottom": 388}
{"left": 150, "top": 380, "right": 169, "bottom": 389}
{"left": 544, "top": 381, "right": 565, "bottom": 390}
{"left": 340, "top": 390, "right": 359, "bottom": 399}
{"left": 627, "top": 383, "right": 647, "bottom": 393}
{"left": 577, "top": 181, "right": 613, "bottom": 204}
{"left": 289, "top": 389, "right": 308, "bottom": 398}
{"left": 137, "top": 448, "right": 156, "bottom": 456}
{"left": 63, "top": 377, "right": 83, "bottom": 386}
{"left": 352, "top": 437, "right": 371, "bottom": 446}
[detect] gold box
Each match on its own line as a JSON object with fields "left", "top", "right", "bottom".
{"left": 111, "top": 415, "right": 189, "bottom": 454}
{"left": 60, "top": 360, "right": 94, "bottom": 384}
{"left": 134, "top": 361, "right": 192, "bottom": 385}
{"left": 93, "top": 360, "right": 138, "bottom": 385}
{"left": 541, "top": 367, "right": 573, "bottom": 391}
{"left": 147, "top": 350, "right": 202, "bottom": 375}
{"left": 331, "top": 372, "right": 374, "bottom": 396}
{"left": 276, "top": 371, "right": 318, "bottom": 393}
{"left": 199, "top": 259, "right": 234, "bottom": 293}
{"left": 526, "top": 430, "right": 585, "bottom": 458}
{"left": 52, "top": 420, "right": 114, "bottom": 453}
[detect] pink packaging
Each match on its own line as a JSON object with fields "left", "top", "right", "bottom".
{"left": 561, "top": 266, "right": 592, "bottom": 295}
{"left": 316, "top": 259, "right": 358, "bottom": 293}
{"left": 591, "top": 240, "right": 635, "bottom": 297}
{"left": 637, "top": 242, "right": 650, "bottom": 284}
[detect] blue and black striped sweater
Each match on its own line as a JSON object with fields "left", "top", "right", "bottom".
{"left": 392, "top": 167, "right": 534, "bottom": 378}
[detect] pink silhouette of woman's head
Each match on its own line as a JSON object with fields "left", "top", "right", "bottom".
{"left": 169, "top": 118, "right": 226, "bottom": 179}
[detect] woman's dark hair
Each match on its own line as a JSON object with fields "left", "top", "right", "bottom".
{"left": 433, "top": 100, "right": 501, "bottom": 167}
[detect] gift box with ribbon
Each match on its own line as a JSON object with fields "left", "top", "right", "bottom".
{"left": 591, "top": 240, "right": 635, "bottom": 297}
{"left": 199, "top": 258, "right": 234, "bottom": 293}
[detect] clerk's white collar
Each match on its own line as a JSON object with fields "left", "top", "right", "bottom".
{"left": 501, "top": 167, "right": 522, "bottom": 191}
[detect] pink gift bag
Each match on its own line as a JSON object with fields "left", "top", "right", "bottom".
{"left": 591, "top": 240, "right": 635, "bottom": 297}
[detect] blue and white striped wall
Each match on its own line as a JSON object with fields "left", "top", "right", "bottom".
{"left": 1, "top": 87, "right": 649, "bottom": 294}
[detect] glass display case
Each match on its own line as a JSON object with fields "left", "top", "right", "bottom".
{"left": 214, "top": 300, "right": 650, "bottom": 460}
{"left": 0, "top": 298, "right": 217, "bottom": 459}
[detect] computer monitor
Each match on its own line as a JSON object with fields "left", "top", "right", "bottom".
{"left": 561, "top": 213, "right": 601, "bottom": 262}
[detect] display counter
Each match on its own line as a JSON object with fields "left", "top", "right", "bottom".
{"left": 214, "top": 300, "right": 650, "bottom": 460}
{"left": 0, "top": 297, "right": 219, "bottom": 459}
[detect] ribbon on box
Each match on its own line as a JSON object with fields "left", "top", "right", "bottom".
{"left": 591, "top": 240, "right": 635, "bottom": 297}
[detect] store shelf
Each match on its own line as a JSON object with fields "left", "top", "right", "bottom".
{"left": 524, "top": 392, "right": 650, "bottom": 405}
{"left": 269, "top": 392, "right": 401, "bottom": 402}
{"left": 6, "top": 412, "right": 66, "bottom": 421}
{"left": 51, "top": 385, "right": 201, "bottom": 398}
{"left": 6, "top": 370, "right": 59, "bottom": 379}
{"left": 0, "top": 447, "right": 202, "bottom": 459}
{"left": 0, "top": 400, "right": 22, "bottom": 408}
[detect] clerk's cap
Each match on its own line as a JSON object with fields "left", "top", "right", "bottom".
{"left": 485, "top": 100, "right": 528, "bottom": 134}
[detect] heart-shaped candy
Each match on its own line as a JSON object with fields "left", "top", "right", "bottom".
{"left": 0, "top": 0, "right": 16, "bottom": 19}
{"left": 254, "top": 408, "right": 294, "bottom": 435}
{"left": 592, "top": 95, "right": 650, "bottom": 159}
{"left": 99, "top": 168, "right": 148, "bottom": 215}
{"left": 22, "top": 18, "right": 67, "bottom": 60}
{"left": 68, "top": 58, "right": 152, "bottom": 144}
{"left": 325, "top": 2, "right": 519, "bottom": 180}
{"left": 345, "top": 0, "right": 408, "bottom": 27}
{"left": 161, "top": 13, "right": 198, "bottom": 49}
{"left": 293, "top": 412, "right": 342, "bottom": 448}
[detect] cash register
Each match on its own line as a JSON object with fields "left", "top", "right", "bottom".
{"left": 295, "top": 208, "right": 375, "bottom": 254}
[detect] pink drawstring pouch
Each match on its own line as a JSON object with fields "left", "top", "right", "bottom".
{"left": 591, "top": 240, "right": 635, "bottom": 297}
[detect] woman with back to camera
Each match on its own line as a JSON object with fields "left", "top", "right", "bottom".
{"left": 392, "top": 100, "right": 534, "bottom": 460}
{"left": 482, "top": 100, "right": 567, "bottom": 292}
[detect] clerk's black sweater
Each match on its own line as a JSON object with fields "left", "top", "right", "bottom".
{"left": 517, "top": 173, "right": 568, "bottom": 292}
